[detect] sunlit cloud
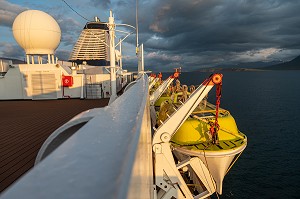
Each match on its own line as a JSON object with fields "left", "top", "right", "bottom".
{"left": 146, "top": 51, "right": 181, "bottom": 62}
{"left": 234, "top": 48, "right": 282, "bottom": 62}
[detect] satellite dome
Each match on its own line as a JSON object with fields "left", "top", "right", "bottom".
{"left": 12, "top": 10, "right": 61, "bottom": 55}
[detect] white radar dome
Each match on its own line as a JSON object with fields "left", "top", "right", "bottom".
{"left": 12, "top": 10, "right": 61, "bottom": 55}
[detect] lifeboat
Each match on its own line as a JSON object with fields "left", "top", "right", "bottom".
{"left": 152, "top": 73, "right": 247, "bottom": 197}
{"left": 156, "top": 95, "right": 247, "bottom": 194}
{"left": 171, "top": 103, "right": 247, "bottom": 194}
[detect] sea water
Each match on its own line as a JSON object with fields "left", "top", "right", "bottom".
{"left": 168, "top": 71, "right": 300, "bottom": 198}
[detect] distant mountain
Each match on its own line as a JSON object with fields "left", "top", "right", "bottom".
{"left": 261, "top": 55, "right": 300, "bottom": 70}
{"left": 215, "top": 60, "right": 282, "bottom": 69}
{"left": 194, "top": 55, "right": 300, "bottom": 72}
{"left": 196, "top": 67, "right": 263, "bottom": 72}
{"left": 193, "top": 60, "right": 283, "bottom": 72}
{"left": 0, "top": 57, "right": 25, "bottom": 64}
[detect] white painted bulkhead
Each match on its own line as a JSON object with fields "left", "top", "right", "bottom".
{"left": 0, "top": 63, "right": 133, "bottom": 100}
{"left": 0, "top": 63, "right": 82, "bottom": 100}
{"left": 0, "top": 64, "right": 23, "bottom": 100}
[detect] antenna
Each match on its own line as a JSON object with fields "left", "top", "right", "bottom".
{"left": 61, "top": 0, "right": 90, "bottom": 21}
{"left": 135, "top": 0, "right": 139, "bottom": 55}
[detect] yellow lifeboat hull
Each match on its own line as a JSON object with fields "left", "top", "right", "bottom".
{"left": 171, "top": 112, "right": 247, "bottom": 194}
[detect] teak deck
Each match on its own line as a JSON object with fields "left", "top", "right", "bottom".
{"left": 0, "top": 99, "right": 109, "bottom": 193}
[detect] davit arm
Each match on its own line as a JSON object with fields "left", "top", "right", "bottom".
{"left": 149, "top": 72, "right": 179, "bottom": 106}
{"left": 149, "top": 77, "right": 159, "bottom": 90}
{"left": 153, "top": 74, "right": 222, "bottom": 145}
{"left": 152, "top": 74, "right": 223, "bottom": 199}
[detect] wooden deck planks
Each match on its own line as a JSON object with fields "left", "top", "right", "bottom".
{"left": 0, "top": 99, "right": 109, "bottom": 193}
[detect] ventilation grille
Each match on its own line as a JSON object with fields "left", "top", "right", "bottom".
{"left": 31, "top": 73, "right": 57, "bottom": 100}
{"left": 69, "top": 29, "right": 109, "bottom": 61}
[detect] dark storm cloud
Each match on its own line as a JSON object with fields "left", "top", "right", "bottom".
{"left": 145, "top": 0, "right": 297, "bottom": 51}
{"left": 1, "top": 0, "right": 300, "bottom": 70}
{"left": 113, "top": 0, "right": 300, "bottom": 69}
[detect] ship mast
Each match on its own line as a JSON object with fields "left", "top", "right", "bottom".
{"left": 136, "top": 0, "right": 139, "bottom": 55}
{"left": 108, "top": 10, "right": 117, "bottom": 103}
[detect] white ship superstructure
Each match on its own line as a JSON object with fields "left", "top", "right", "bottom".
{"left": 69, "top": 18, "right": 110, "bottom": 66}
{"left": 0, "top": 10, "right": 132, "bottom": 101}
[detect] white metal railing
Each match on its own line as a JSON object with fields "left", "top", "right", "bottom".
{"left": 0, "top": 74, "right": 153, "bottom": 199}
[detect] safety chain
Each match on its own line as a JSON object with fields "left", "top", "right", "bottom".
{"left": 210, "top": 74, "right": 223, "bottom": 144}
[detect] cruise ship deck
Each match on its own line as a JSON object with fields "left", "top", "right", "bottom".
{"left": 0, "top": 99, "right": 109, "bottom": 193}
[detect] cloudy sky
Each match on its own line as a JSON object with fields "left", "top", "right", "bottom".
{"left": 0, "top": 0, "right": 300, "bottom": 71}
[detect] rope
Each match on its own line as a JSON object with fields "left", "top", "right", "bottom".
{"left": 182, "top": 85, "right": 188, "bottom": 102}
{"left": 210, "top": 79, "right": 222, "bottom": 144}
{"left": 191, "top": 114, "right": 245, "bottom": 139}
{"left": 173, "top": 75, "right": 213, "bottom": 133}
{"left": 61, "top": 0, "right": 91, "bottom": 21}
{"left": 190, "top": 85, "right": 195, "bottom": 93}
{"left": 154, "top": 75, "right": 214, "bottom": 142}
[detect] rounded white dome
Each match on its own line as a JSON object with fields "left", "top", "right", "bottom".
{"left": 12, "top": 10, "right": 61, "bottom": 55}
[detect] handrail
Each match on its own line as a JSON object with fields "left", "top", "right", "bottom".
{"left": 0, "top": 75, "right": 153, "bottom": 199}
